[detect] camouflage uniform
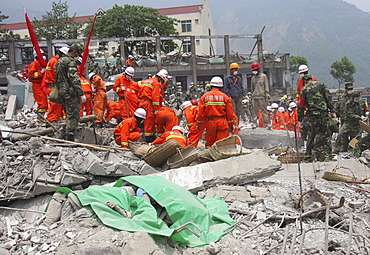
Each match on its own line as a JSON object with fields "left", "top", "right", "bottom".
{"left": 55, "top": 55, "right": 83, "bottom": 140}
{"left": 354, "top": 132, "right": 370, "bottom": 157}
{"left": 335, "top": 92, "right": 352, "bottom": 122}
{"left": 334, "top": 91, "right": 367, "bottom": 153}
{"left": 298, "top": 77, "right": 334, "bottom": 162}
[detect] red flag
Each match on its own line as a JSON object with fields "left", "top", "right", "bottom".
{"left": 23, "top": 7, "right": 47, "bottom": 67}
{"left": 78, "top": 13, "right": 98, "bottom": 77}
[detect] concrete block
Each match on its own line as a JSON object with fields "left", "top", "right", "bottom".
{"left": 140, "top": 163, "right": 159, "bottom": 175}
{"left": 38, "top": 147, "right": 60, "bottom": 156}
{"left": 61, "top": 172, "right": 88, "bottom": 186}
{"left": 4, "top": 95, "right": 16, "bottom": 120}
{"left": 33, "top": 160, "right": 62, "bottom": 184}
{"left": 33, "top": 182, "right": 60, "bottom": 196}
{"left": 239, "top": 128, "right": 297, "bottom": 149}
{"left": 102, "top": 163, "right": 137, "bottom": 176}
{"left": 349, "top": 201, "right": 365, "bottom": 209}
{"left": 87, "top": 161, "right": 106, "bottom": 175}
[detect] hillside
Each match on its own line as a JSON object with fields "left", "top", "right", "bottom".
{"left": 211, "top": 0, "right": 370, "bottom": 88}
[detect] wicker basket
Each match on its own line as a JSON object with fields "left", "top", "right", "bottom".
{"left": 197, "top": 148, "right": 214, "bottom": 163}
{"left": 322, "top": 171, "right": 355, "bottom": 182}
{"left": 129, "top": 141, "right": 153, "bottom": 158}
{"left": 142, "top": 139, "right": 182, "bottom": 167}
{"left": 209, "top": 135, "right": 243, "bottom": 161}
{"left": 167, "top": 146, "right": 200, "bottom": 169}
{"left": 277, "top": 155, "right": 307, "bottom": 164}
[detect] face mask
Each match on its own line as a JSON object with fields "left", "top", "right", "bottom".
{"left": 299, "top": 73, "right": 304, "bottom": 78}
{"left": 233, "top": 71, "right": 238, "bottom": 76}
{"left": 252, "top": 70, "right": 258, "bottom": 75}
{"left": 354, "top": 97, "right": 361, "bottom": 103}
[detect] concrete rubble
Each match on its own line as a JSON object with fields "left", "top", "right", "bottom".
{"left": 1, "top": 94, "right": 370, "bottom": 254}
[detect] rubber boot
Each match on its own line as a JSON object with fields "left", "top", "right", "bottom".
{"left": 145, "top": 136, "right": 155, "bottom": 143}
{"left": 66, "top": 133, "right": 75, "bottom": 141}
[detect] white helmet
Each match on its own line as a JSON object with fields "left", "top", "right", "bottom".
{"left": 77, "top": 57, "right": 83, "bottom": 64}
{"left": 125, "top": 66, "right": 135, "bottom": 77}
{"left": 298, "top": 64, "right": 308, "bottom": 74}
{"left": 278, "top": 106, "right": 285, "bottom": 112}
{"left": 267, "top": 105, "right": 272, "bottom": 111}
{"left": 180, "top": 101, "right": 192, "bottom": 111}
{"left": 172, "top": 125, "right": 184, "bottom": 133}
{"left": 289, "top": 102, "right": 297, "bottom": 108}
{"left": 271, "top": 103, "right": 279, "bottom": 109}
{"left": 59, "top": 46, "right": 69, "bottom": 55}
{"left": 33, "top": 49, "right": 44, "bottom": 57}
{"left": 128, "top": 55, "right": 133, "bottom": 59}
{"left": 156, "top": 69, "right": 168, "bottom": 82}
{"left": 88, "top": 72, "right": 96, "bottom": 80}
{"left": 210, "top": 76, "right": 223, "bottom": 87}
{"left": 134, "top": 108, "right": 146, "bottom": 119}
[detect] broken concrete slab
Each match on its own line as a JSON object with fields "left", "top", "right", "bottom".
{"left": 151, "top": 150, "right": 283, "bottom": 192}
{"left": 60, "top": 172, "right": 88, "bottom": 186}
{"left": 33, "top": 182, "right": 60, "bottom": 196}
{"left": 239, "top": 128, "right": 297, "bottom": 149}
{"left": 4, "top": 95, "right": 16, "bottom": 120}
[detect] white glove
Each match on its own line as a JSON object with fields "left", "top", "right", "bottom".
{"left": 41, "top": 68, "right": 46, "bottom": 74}
{"left": 80, "top": 95, "right": 87, "bottom": 103}
{"left": 154, "top": 110, "right": 158, "bottom": 114}
{"left": 120, "top": 86, "right": 126, "bottom": 91}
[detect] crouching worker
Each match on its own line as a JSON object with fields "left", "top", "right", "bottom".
{"left": 114, "top": 108, "right": 146, "bottom": 148}
{"left": 152, "top": 125, "right": 188, "bottom": 147}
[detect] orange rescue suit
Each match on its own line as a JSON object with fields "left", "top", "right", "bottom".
{"left": 152, "top": 129, "right": 188, "bottom": 147}
{"left": 80, "top": 76, "right": 93, "bottom": 117}
{"left": 155, "top": 106, "right": 178, "bottom": 136}
{"left": 113, "top": 75, "right": 139, "bottom": 118}
{"left": 105, "top": 101, "right": 122, "bottom": 123}
{"left": 91, "top": 74, "right": 107, "bottom": 123}
{"left": 113, "top": 117, "right": 141, "bottom": 148}
{"left": 271, "top": 111, "right": 285, "bottom": 130}
{"left": 28, "top": 59, "right": 48, "bottom": 110}
{"left": 296, "top": 76, "right": 317, "bottom": 102}
{"left": 183, "top": 105, "right": 202, "bottom": 147}
{"left": 197, "top": 88, "right": 237, "bottom": 148}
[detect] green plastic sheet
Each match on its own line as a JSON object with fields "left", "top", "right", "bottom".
{"left": 55, "top": 176, "right": 234, "bottom": 247}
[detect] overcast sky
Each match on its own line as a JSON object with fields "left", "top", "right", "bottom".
{"left": 3, "top": 0, "right": 370, "bottom": 23}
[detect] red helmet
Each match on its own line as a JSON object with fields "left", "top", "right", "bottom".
{"left": 190, "top": 99, "right": 198, "bottom": 106}
{"left": 25, "top": 65, "right": 29, "bottom": 68}
{"left": 251, "top": 62, "right": 261, "bottom": 70}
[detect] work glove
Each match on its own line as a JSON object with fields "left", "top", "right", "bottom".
{"left": 120, "top": 86, "right": 126, "bottom": 91}
{"left": 41, "top": 68, "right": 46, "bottom": 74}
{"left": 154, "top": 110, "right": 158, "bottom": 115}
{"left": 80, "top": 95, "right": 87, "bottom": 103}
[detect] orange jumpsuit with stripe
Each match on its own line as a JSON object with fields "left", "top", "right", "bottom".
{"left": 137, "top": 77, "right": 161, "bottom": 137}
{"left": 113, "top": 117, "right": 141, "bottom": 148}
{"left": 105, "top": 101, "right": 122, "bottom": 123}
{"left": 28, "top": 59, "right": 48, "bottom": 111}
{"left": 44, "top": 55, "right": 64, "bottom": 122}
{"left": 286, "top": 108, "right": 300, "bottom": 132}
{"left": 80, "top": 76, "right": 93, "bottom": 117}
{"left": 183, "top": 105, "right": 202, "bottom": 147}
{"left": 152, "top": 129, "right": 188, "bottom": 147}
{"left": 91, "top": 74, "right": 107, "bottom": 123}
{"left": 296, "top": 76, "right": 317, "bottom": 102}
{"left": 271, "top": 111, "right": 285, "bottom": 130}
{"left": 113, "top": 75, "right": 139, "bottom": 118}
{"left": 197, "top": 88, "right": 237, "bottom": 148}
{"left": 155, "top": 106, "right": 178, "bottom": 136}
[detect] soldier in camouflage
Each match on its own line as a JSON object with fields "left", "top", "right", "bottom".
{"left": 298, "top": 74, "right": 334, "bottom": 162}
{"left": 55, "top": 44, "right": 84, "bottom": 141}
{"left": 354, "top": 132, "right": 370, "bottom": 157}
{"left": 334, "top": 90, "right": 368, "bottom": 154}
{"left": 335, "top": 82, "right": 354, "bottom": 122}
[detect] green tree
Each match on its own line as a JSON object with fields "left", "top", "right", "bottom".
{"left": 330, "top": 56, "right": 356, "bottom": 89}
{"left": 289, "top": 55, "right": 308, "bottom": 89}
{"left": 0, "top": 11, "right": 20, "bottom": 41}
{"left": 33, "top": 0, "right": 83, "bottom": 40}
{"left": 89, "top": 4, "right": 178, "bottom": 56}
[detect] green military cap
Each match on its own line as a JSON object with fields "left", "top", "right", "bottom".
{"left": 345, "top": 82, "right": 354, "bottom": 89}
{"left": 351, "top": 90, "right": 361, "bottom": 97}
{"left": 70, "top": 43, "right": 84, "bottom": 54}
{"left": 302, "top": 74, "right": 312, "bottom": 81}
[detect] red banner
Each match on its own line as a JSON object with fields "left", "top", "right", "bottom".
{"left": 78, "top": 13, "right": 97, "bottom": 77}
{"left": 23, "top": 7, "right": 47, "bottom": 67}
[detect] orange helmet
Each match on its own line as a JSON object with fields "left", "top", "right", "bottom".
{"left": 251, "top": 62, "right": 261, "bottom": 70}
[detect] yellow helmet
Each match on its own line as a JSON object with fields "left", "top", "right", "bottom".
{"left": 230, "top": 63, "right": 240, "bottom": 69}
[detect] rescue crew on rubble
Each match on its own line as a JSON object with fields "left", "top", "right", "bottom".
{"left": 197, "top": 76, "right": 237, "bottom": 148}
{"left": 55, "top": 44, "right": 85, "bottom": 141}
{"left": 251, "top": 62, "right": 270, "bottom": 129}
{"left": 126, "top": 55, "right": 133, "bottom": 67}
{"left": 152, "top": 125, "right": 188, "bottom": 147}
{"left": 89, "top": 72, "right": 107, "bottom": 128}
{"left": 105, "top": 101, "right": 122, "bottom": 124}
{"left": 155, "top": 102, "right": 178, "bottom": 137}
{"left": 114, "top": 108, "right": 146, "bottom": 148}
{"left": 285, "top": 102, "right": 299, "bottom": 132}
{"left": 223, "top": 63, "right": 246, "bottom": 126}
{"left": 75, "top": 57, "right": 93, "bottom": 118}
{"left": 137, "top": 69, "right": 169, "bottom": 143}
{"left": 28, "top": 49, "right": 48, "bottom": 125}
{"left": 296, "top": 64, "right": 317, "bottom": 103}
{"left": 298, "top": 74, "right": 334, "bottom": 162}
{"left": 113, "top": 66, "right": 139, "bottom": 119}
{"left": 44, "top": 47, "right": 69, "bottom": 124}
{"left": 181, "top": 100, "right": 200, "bottom": 147}
{"left": 270, "top": 103, "right": 285, "bottom": 130}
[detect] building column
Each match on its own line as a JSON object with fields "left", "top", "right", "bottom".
{"left": 9, "top": 40, "right": 16, "bottom": 71}
{"left": 191, "top": 36, "right": 197, "bottom": 85}
{"left": 156, "top": 36, "right": 162, "bottom": 70}
{"left": 47, "top": 39, "right": 53, "bottom": 59}
{"left": 224, "top": 35, "right": 230, "bottom": 75}
{"left": 257, "top": 34, "right": 263, "bottom": 73}
{"left": 120, "top": 37, "right": 125, "bottom": 60}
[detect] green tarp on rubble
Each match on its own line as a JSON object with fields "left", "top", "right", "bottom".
{"left": 55, "top": 176, "right": 234, "bottom": 247}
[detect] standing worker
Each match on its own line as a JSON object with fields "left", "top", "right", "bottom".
{"left": 114, "top": 108, "right": 146, "bottom": 148}
{"left": 44, "top": 47, "right": 69, "bottom": 124}
{"left": 181, "top": 100, "right": 202, "bottom": 147}
{"left": 197, "top": 76, "right": 237, "bottom": 148}
{"left": 251, "top": 62, "right": 270, "bottom": 129}
{"left": 113, "top": 67, "right": 139, "bottom": 118}
{"left": 335, "top": 82, "right": 354, "bottom": 122}
{"left": 55, "top": 44, "right": 85, "bottom": 141}
{"left": 296, "top": 64, "right": 316, "bottom": 103}
{"left": 223, "top": 63, "right": 246, "bottom": 126}
{"left": 89, "top": 72, "right": 107, "bottom": 128}
{"left": 126, "top": 55, "right": 133, "bottom": 67}
{"left": 298, "top": 74, "right": 334, "bottom": 162}
{"left": 28, "top": 49, "right": 48, "bottom": 125}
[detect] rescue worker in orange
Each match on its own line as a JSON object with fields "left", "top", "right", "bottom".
{"left": 155, "top": 103, "right": 178, "bottom": 136}
{"left": 197, "top": 76, "right": 237, "bottom": 148}
{"left": 114, "top": 108, "right": 146, "bottom": 148}
{"left": 137, "top": 69, "right": 169, "bottom": 143}
{"left": 152, "top": 125, "right": 188, "bottom": 148}
{"left": 89, "top": 72, "right": 107, "bottom": 128}
{"left": 105, "top": 101, "right": 122, "bottom": 124}
{"left": 270, "top": 103, "right": 284, "bottom": 130}
{"left": 285, "top": 102, "right": 300, "bottom": 132}
{"left": 126, "top": 55, "right": 133, "bottom": 67}
{"left": 44, "top": 47, "right": 69, "bottom": 123}
{"left": 181, "top": 100, "right": 202, "bottom": 147}
{"left": 79, "top": 75, "right": 93, "bottom": 117}
{"left": 28, "top": 49, "right": 48, "bottom": 120}
{"left": 113, "top": 67, "right": 139, "bottom": 118}
{"left": 296, "top": 65, "right": 317, "bottom": 103}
